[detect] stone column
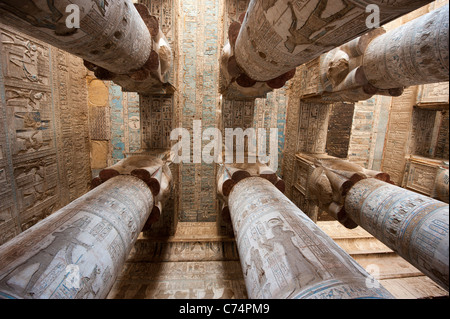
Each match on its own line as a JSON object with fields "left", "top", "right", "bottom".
{"left": 0, "top": 0, "right": 172, "bottom": 93}
{"left": 228, "top": 177, "right": 394, "bottom": 299}
{"left": 345, "top": 178, "right": 449, "bottom": 291}
{"left": 0, "top": 0, "right": 150, "bottom": 74}
{"left": 363, "top": 5, "right": 449, "bottom": 89}
{"left": 0, "top": 175, "right": 154, "bottom": 299}
{"left": 234, "top": 0, "right": 433, "bottom": 82}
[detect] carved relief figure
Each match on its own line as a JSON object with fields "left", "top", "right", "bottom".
{"left": 263, "top": 219, "right": 323, "bottom": 295}
{"left": 8, "top": 89, "right": 44, "bottom": 111}
{"left": 75, "top": 265, "right": 101, "bottom": 299}
{"left": 9, "top": 40, "right": 40, "bottom": 82}
{"left": 0, "top": 225, "right": 91, "bottom": 296}
{"left": 285, "top": 0, "right": 354, "bottom": 53}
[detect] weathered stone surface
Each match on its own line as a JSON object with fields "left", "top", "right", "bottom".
{"left": 0, "top": 24, "right": 91, "bottom": 245}
{"left": 0, "top": 175, "right": 153, "bottom": 299}
{"left": 234, "top": 0, "right": 433, "bottom": 82}
{"left": 363, "top": 5, "right": 449, "bottom": 89}
{"left": 0, "top": 0, "right": 173, "bottom": 94}
{"left": 345, "top": 178, "right": 449, "bottom": 291}
{"left": 228, "top": 177, "right": 394, "bottom": 299}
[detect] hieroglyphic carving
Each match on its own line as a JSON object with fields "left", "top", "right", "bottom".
{"left": 296, "top": 101, "right": 331, "bottom": 154}
{"left": 298, "top": 60, "right": 321, "bottom": 98}
{"left": 417, "top": 82, "right": 450, "bottom": 108}
{"left": 0, "top": 176, "right": 153, "bottom": 299}
{"left": 108, "top": 260, "right": 247, "bottom": 299}
{"left": 228, "top": 177, "right": 393, "bottom": 299}
{"left": 222, "top": 99, "right": 254, "bottom": 130}
{"left": 140, "top": 94, "right": 173, "bottom": 150}
{"left": 0, "top": 26, "right": 58, "bottom": 235}
{"left": 325, "top": 102, "right": 354, "bottom": 159}
{"left": 409, "top": 108, "right": 437, "bottom": 157}
{"left": 234, "top": 0, "right": 433, "bottom": 82}
{"left": 402, "top": 156, "right": 449, "bottom": 203}
{"left": 52, "top": 49, "right": 91, "bottom": 204}
{"left": 124, "top": 92, "right": 141, "bottom": 154}
{"left": 87, "top": 78, "right": 110, "bottom": 141}
{"left": 178, "top": 0, "right": 223, "bottom": 222}
{"left": 127, "top": 240, "right": 240, "bottom": 262}
{"left": 435, "top": 111, "right": 449, "bottom": 159}
{"left": 347, "top": 95, "right": 392, "bottom": 170}
{"left": 404, "top": 160, "right": 440, "bottom": 196}
{"left": 381, "top": 87, "right": 418, "bottom": 185}
{"left": 345, "top": 178, "right": 449, "bottom": 291}
{"left": 0, "top": 24, "right": 91, "bottom": 245}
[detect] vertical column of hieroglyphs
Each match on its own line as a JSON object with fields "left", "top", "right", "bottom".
{"left": 138, "top": 2, "right": 177, "bottom": 169}
{"left": 0, "top": 25, "right": 59, "bottom": 237}
{"left": 139, "top": 0, "right": 177, "bottom": 153}
{"left": 347, "top": 95, "right": 392, "bottom": 170}
{"left": 281, "top": 70, "right": 302, "bottom": 200}
{"left": 52, "top": 48, "right": 91, "bottom": 205}
{"left": 296, "top": 101, "right": 331, "bottom": 155}
{"left": 140, "top": 95, "right": 174, "bottom": 150}
{"left": 381, "top": 87, "right": 418, "bottom": 185}
{"left": 87, "top": 76, "right": 111, "bottom": 171}
{"left": 325, "top": 102, "right": 354, "bottom": 159}
{"left": 179, "top": 0, "right": 222, "bottom": 222}
{"left": 124, "top": 92, "right": 141, "bottom": 154}
{"left": 109, "top": 84, "right": 125, "bottom": 163}
{"left": 0, "top": 27, "right": 20, "bottom": 244}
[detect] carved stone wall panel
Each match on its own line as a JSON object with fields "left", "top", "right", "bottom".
{"left": 0, "top": 26, "right": 60, "bottom": 236}
{"left": 348, "top": 95, "right": 392, "bottom": 170}
{"left": 52, "top": 49, "right": 91, "bottom": 204}
{"left": 435, "top": 111, "right": 449, "bottom": 159}
{"left": 0, "top": 24, "right": 91, "bottom": 245}
{"left": 87, "top": 78, "right": 110, "bottom": 141}
{"left": 326, "top": 102, "right": 354, "bottom": 159}
{"left": 108, "top": 260, "right": 247, "bottom": 299}
{"left": 404, "top": 161, "right": 440, "bottom": 196}
{"left": 140, "top": 94, "right": 173, "bottom": 150}
{"left": 381, "top": 86, "right": 418, "bottom": 185}
{"left": 177, "top": 0, "right": 223, "bottom": 222}
{"left": 0, "top": 60, "right": 20, "bottom": 244}
{"left": 13, "top": 154, "right": 59, "bottom": 231}
{"left": 281, "top": 70, "right": 302, "bottom": 200}
{"left": 296, "top": 101, "right": 331, "bottom": 155}
{"left": 127, "top": 240, "right": 240, "bottom": 262}
{"left": 252, "top": 88, "right": 288, "bottom": 174}
{"left": 222, "top": 99, "right": 255, "bottom": 130}
{"left": 298, "top": 61, "right": 321, "bottom": 97}
{"left": 409, "top": 108, "right": 437, "bottom": 157}
{"left": 122, "top": 91, "right": 141, "bottom": 155}
{"left": 417, "top": 82, "right": 450, "bottom": 108}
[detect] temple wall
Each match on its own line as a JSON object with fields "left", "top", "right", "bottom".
{"left": 0, "top": 24, "right": 91, "bottom": 245}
